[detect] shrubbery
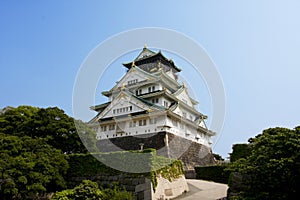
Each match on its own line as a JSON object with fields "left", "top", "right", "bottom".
{"left": 227, "top": 126, "right": 300, "bottom": 199}
{"left": 52, "top": 180, "right": 133, "bottom": 200}
{"left": 66, "top": 149, "right": 184, "bottom": 191}
{"left": 195, "top": 165, "right": 230, "bottom": 184}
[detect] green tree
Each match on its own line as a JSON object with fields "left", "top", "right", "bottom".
{"left": 229, "top": 143, "right": 251, "bottom": 162}
{"left": 213, "top": 153, "right": 225, "bottom": 161}
{"left": 227, "top": 126, "right": 300, "bottom": 200}
{"left": 0, "top": 133, "right": 68, "bottom": 199}
{"left": 52, "top": 180, "right": 102, "bottom": 200}
{"left": 0, "top": 106, "right": 97, "bottom": 154}
{"left": 52, "top": 180, "right": 133, "bottom": 200}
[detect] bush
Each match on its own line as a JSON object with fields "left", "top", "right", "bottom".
{"left": 227, "top": 126, "right": 300, "bottom": 199}
{"left": 65, "top": 150, "right": 184, "bottom": 192}
{"left": 229, "top": 144, "right": 251, "bottom": 162}
{"left": 195, "top": 165, "right": 230, "bottom": 184}
{"left": 52, "top": 180, "right": 133, "bottom": 200}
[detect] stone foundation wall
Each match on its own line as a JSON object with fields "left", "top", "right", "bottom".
{"left": 96, "top": 132, "right": 215, "bottom": 172}
{"left": 67, "top": 173, "right": 188, "bottom": 200}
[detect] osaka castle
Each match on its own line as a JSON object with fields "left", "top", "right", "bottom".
{"left": 89, "top": 46, "right": 216, "bottom": 170}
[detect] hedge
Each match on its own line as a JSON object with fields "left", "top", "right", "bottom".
{"left": 66, "top": 149, "right": 184, "bottom": 191}
{"left": 195, "top": 165, "right": 230, "bottom": 184}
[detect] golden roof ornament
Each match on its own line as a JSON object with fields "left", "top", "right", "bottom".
{"left": 121, "top": 83, "right": 126, "bottom": 90}
{"left": 131, "top": 61, "right": 135, "bottom": 67}
{"left": 158, "top": 61, "right": 162, "bottom": 70}
{"left": 143, "top": 44, "right": 147, "bottom": 49}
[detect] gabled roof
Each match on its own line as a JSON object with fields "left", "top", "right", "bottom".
{"left": 173, "top": 85, "right": 199, "bottom": 105}
{"left": 123, "top": 47, "right": 181, "bottom": 72}
{"left": 94, "top": 90, "right": 166, "bottom": 121}
{"left": 102, "top": 66, "right": 158, "bottom": 96}
{"left": 137, "top": 89, "right": 207, "bottom": 119}
{"left": 134, "top": 46, "right": 156, "bottom": 61}
{"left": 90, "top": 102, "right": 110, "bottom": 112}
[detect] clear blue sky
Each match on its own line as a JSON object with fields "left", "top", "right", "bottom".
{"left": 1, "top": 0, "right": 300, "bottom": 158}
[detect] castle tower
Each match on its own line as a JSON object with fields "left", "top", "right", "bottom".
{"left": 89, "top": 46, "right": 216, "bottom": 171}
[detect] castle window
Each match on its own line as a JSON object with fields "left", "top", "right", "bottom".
{"left": 180, "top": 123, "right": 184, "bottom": 129}
{"left": 152, "top": 98, "right": 159, "bottom": 103}
{"left": 101, "top": 125, "right": 107, "bottom": 132}
{"left": 139, "top": 89, "right": 142, "bottom": 95}
{"left": 128, "top": 79, "right": 138, "bottom": 85}
{"left": 148, "top": 87, "right": 151, "bottom": 93}
{"left": 172, "top": 119, "right": 178, "bottom": 127}
{"left": 139, "top": 119, "right": 147, "bottom": 126}
{"left": 183, "top": 112, "right": 187, "bottom": 118}
{"left": 152, "top": 86, "right": 155, "bottom": 91}
{"left": 113, "top": 106, "right": 133, "bottom": 115}
{"left": 164, "top": 101, "right": 169, "bottom": 107}
{"left": 150, "top": 118, "right": 157, "bottom": 124}
{"left": 109, "top": 124, "right": 115, "bottom": 130}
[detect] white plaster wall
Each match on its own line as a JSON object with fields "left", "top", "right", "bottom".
{"left": 175, "top": 89, "right": 193, "bottom": 108}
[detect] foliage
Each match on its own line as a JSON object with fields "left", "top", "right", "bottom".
{"left": 0, "top": 106, "right": 97, "bottom": 154}
{"left": 0, "top": 133, "right": 68, "bottom": 200}
{"left": 100, "top": 182, "right": 133, "bottom": 200}
{"left": 229, "top": 143, "right": 251, "bottom": 162}
{"left": 227, "top": 126, "right": 300, "bottom": 200}
{"left": 66, "top": 149, "right": 184, "bottom": 192}
{"left": 52, "top": 180, "right": 102, "bottom": 200}
{"left": 52, "top": 180, "right": 133, "bottom": 200}
{"left": 66, "top": 153, "right": 120, "bottom": 179}
{"left": 213, "top": 153, "right": 225, "bottom": 161}
{"left": 195, "top": 165, "right": 230, "bottom": 184}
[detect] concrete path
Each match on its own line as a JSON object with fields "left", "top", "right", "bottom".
{"left": 174, "top": 179, "right": 228, "bottom": 200}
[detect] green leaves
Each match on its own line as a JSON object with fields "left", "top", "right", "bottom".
{"left": 52, "top": 180, "right": 133, "bottom": 200}
{"left": 0, "top": 106, "right": 97, "bottom": 154}
{"left": 0, "top": 134, "right": 69, "bottom": 199}
{"left": 228, "top": 126, "right": 300, "bottom": 200}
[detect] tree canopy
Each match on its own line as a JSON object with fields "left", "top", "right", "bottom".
{"left": 0, "top": 134, "right": 68, "bottom": 199}
{"left": 227, "top": 126, "right": 300, "bottom": 199}
{"left": 0, "top": 106, "right": 97, "bottom": 154}
{"left": 0, "top": 105, "right": 98, "bottom": 199}
{"left": 229, "top": 143, "right": 251, "bottom": 162}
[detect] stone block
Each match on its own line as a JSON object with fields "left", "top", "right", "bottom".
{"left": 137, "top": 191, "right": 144, "bottom": 200}
{"left": 143, "top": 189, "right": 152, "bottom": 200}
{"left": 132, "top": 178, "right": 140, "bottom": 185}
{"left": 135, "top": 182, "right": 151, "bottom": 192}
{"left": 164, "top": 188, "right": 173, "bottom": 196}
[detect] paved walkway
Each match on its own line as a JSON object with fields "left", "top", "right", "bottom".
{"left": 174, "top": 179, "right": 228, "bottom": 200}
